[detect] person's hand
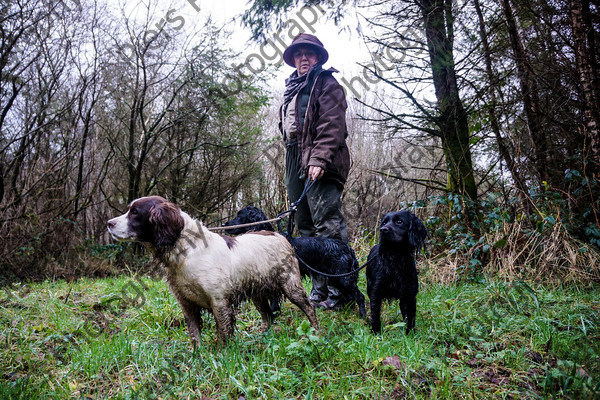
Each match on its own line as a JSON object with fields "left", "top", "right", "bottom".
{"left": 308, "top": 165, "right": 324, "bottom": 181}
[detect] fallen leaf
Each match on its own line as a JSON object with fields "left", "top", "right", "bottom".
{"left": 381, "top": 355, "right": 405, "bottom": 371}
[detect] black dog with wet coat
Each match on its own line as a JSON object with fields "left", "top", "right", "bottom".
{"left": 366, "top": 210, "right": 427, "bottom": 334}
{"left": 223, "top": 206, "right": 366, "bottom": 318}
{"left": 222, "top": 206, "right": 274, "bottom": 234}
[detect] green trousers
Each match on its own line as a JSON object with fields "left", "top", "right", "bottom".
{"left": 286, "top": 139, "right": 348, "bottom": 304}
{"left": 285, "top": 140, "right": 348, "bottom": 242}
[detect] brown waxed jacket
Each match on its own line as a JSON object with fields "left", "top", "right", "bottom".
{"left": 280, "top": 67, "right": 351, "bottom": 186}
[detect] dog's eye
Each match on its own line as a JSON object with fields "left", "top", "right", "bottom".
{"left": 395, "top": 219, "right": 403, "bottom": 225}
{"left": 131, "top": 208, "right": 138, "bottom": 215}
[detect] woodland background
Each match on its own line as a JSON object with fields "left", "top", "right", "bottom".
{"left": 1, "top": 0, "right": 599, "bottom": 283}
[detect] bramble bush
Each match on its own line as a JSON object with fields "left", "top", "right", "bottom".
{"left": 403, "top": 173, "right": 600, "bottom": 283}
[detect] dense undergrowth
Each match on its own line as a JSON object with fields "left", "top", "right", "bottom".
{"left": 18, "top": 184, "right": 597, "bottom": 288}
{"left": 406, "top": 182, "right": 600, "bottom": 285}
{"left": 3, "top": 171, "right": 599, "bottom": 286}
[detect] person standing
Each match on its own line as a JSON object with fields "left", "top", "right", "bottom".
{"left": 280, "top": 33, "right": 351, "bottom": 308}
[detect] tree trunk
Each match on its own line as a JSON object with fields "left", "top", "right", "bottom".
{"left": 127, "top": 95, "right": 138, "bottom": 203}
{"left": 500, "top": 0, "right": 549, "bottom": 184}
{"left": 74, "top": 93, "right": 96, "bottom": 221}
{"left": 420, "top": 0, "right": 477, "bottom": 199}
{"left": 474, "top": 0, "right": 530, "bottom": 202}
{"left": 570, "top": 0, "right": 600, "bottom": 176}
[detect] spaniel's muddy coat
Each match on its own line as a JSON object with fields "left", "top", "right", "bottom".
{"left": 107, "top": 196, "right": 318, "bottom": 344}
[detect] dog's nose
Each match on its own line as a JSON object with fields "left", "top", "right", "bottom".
{"left": 380, "top": 226, "right": 390, "bottom": 234}
{"left": 107, "top": 220, "right": 116, "bottom": 230}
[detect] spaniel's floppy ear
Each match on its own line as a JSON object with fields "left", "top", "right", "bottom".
{"left": 149, "top": 201, "right": 184, "bottom": 252}
{"left": 408, "top": 213, "right": 428, "bottom": 254}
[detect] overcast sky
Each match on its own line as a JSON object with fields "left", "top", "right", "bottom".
{"left": 110, "top": 0, "right": 396, "bottom": 113}
{"left": 182, "top": 0, "right": 374, "bottom": 93}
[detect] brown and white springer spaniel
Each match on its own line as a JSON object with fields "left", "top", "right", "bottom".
{"left": 107, "top": 196, "right": 318, "bottom": 345}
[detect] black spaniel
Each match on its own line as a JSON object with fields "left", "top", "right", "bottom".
{"left": 222, "top": 206, "right": 274, "bottom": 234}
{"left": 224, "top": 206, "right": 366, "bottom": 318}
{"left": 286, "top": 235, "right": 366, "bottom": 317}
{"left": 366, "top": 210, "right": 427, "bottom": 334}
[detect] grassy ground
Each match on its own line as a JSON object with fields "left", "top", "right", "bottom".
{"left": 1, "top": 273, "right": 599, "bottom": 399}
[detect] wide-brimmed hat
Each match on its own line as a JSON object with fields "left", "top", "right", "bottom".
{"left": 283, "top": 33, "right": 329, "bottom": 67}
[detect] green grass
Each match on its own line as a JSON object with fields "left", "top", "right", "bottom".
{"left": 1, "top": 275, "right": 599, "bottom": 399}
